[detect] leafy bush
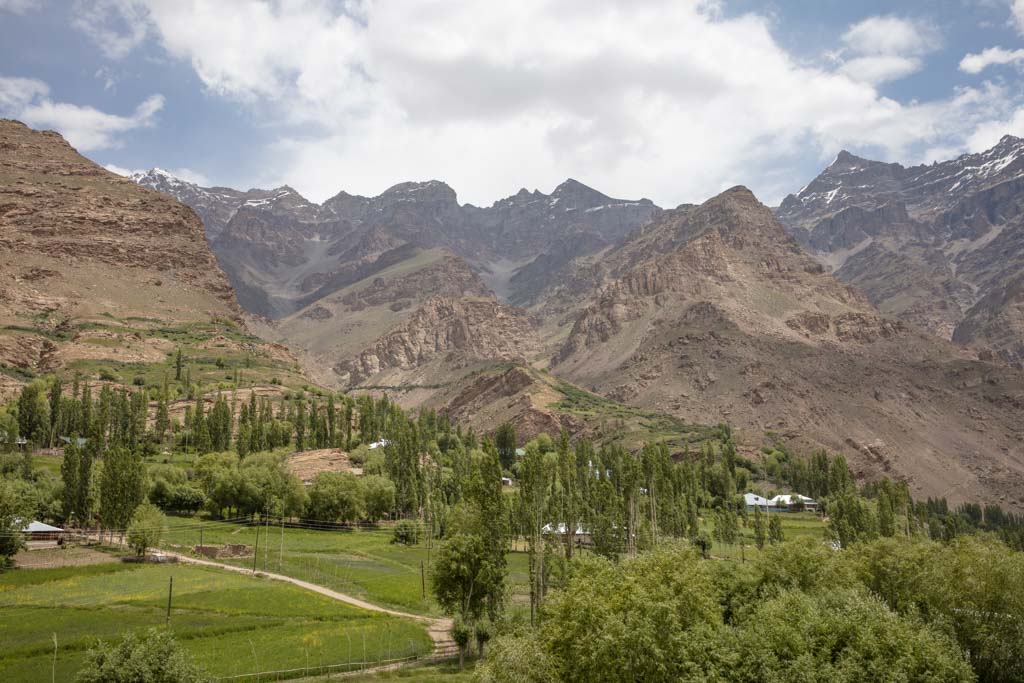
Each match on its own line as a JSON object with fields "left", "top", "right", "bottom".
{"left": 392, "top": 519, "right": 421, "bottom": 545}
{"left": 76, "top": 628, "right": 210, "bottom": 683}
{"left": 126, "top": 503, "right": 166, "bottom": 557}
{"left": 132, "top": 375, "right": 146, "bottom": 386}
{"left": 98, "top": 368, "right": 119, "bottom": 382}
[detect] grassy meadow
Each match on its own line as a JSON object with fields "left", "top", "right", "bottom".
{"left": 161, "top": 517, "right": 533, "bottom": 618}
{"left": 0, "top": 561, "right": 432, "bottom": 682}
{"left": 700, "top": 510, "right": 828, "bottom": 561}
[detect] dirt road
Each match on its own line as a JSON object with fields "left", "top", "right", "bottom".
{"left": 165, "top": 550, "right": 456, "bottom": 658}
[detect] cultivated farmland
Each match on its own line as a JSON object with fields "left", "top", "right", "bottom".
{"left": 0, "top": 562, "right": 432, "bottom": 681}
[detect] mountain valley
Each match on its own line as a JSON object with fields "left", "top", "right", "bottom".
{"left": 125, "top": 139, "right": 1024, "bottom": 509}
{"left": 3, "top": 118, "right": 1022, "bottom": 508}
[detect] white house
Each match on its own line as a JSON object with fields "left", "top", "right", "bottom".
{"left": 744, "top": 492, "right": 818, "bottom": 512}
{"left": 769, "top": 494, "right": 818, "bottom": 512}
{"left": 22, "top": 520, "right": 63, "bottom": 540}
{"left": 367, "top": 440, "right": 391, "bottom": 450}
{"left": 541, "top": 522, "right": 593, "bottom": 547}
{"left": 743, "top": 493, "right": 770, "bottom": 510}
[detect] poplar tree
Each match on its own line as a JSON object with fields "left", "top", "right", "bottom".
{"left": 61, "top": 436, "right": 81, "bottom": 522}
{"left": 753, "top": 504, "right": 767, "bottom": 549}
{"left": 495, "top": 422, "right": 517, "bottom": 470}
{"left": 99, "top": 447, "right": 145, "bottom": 539}
{"left": 154, "top": 375, "right": 170, "bottom": 442}
{"left": 769, "top": 514, "right": 784, "bottom": 544}
{"left": 48, "top": 377, "right": 62, "bottom": 447}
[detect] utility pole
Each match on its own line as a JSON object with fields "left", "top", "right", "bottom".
{"left": 166, "top": 576, "right": 173, "bottom": 626}
{"left": 199, "top": 521, "right": 203, "bottom": 550}
{"left": 420, "top": 560, "right": 425, "bottom": 600}
{"left": 279, "top": 516, "right": 284, "bottom": 573}
{"left": 252, "top": 521, "right": 259, "bottom": 574}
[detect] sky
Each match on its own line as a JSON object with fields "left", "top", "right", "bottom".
{"left": 2, "top": 0, "right": 1024, "bottom": 208}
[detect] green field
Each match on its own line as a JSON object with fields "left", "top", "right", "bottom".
{"left": 700, "top": 511, "right": 828, "bottom": 561}
{"left": 160, "top": 512, "right": 826, "bottom": 619}
{"left": 0, "top": 561, "right": 432, "bottom": 682}
{"left": 162, "top": 517, "right": 532, "bottom": 617}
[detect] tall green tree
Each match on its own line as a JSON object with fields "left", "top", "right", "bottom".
{"left": 47, "top": 377, "right": 62, "bottom": 447}
{"left": 877, "top": 489, "right": 896, "bottom": 538}
{"left": 495, "top": 422, "right": 517, "bottom": 471}
{"left": 16, "top": 383, "right": 47, "bottom": 447}
{"left": 99, "top": 447, "right": 145, "bottom": 538}
{"left": 154, "top": 375, "right": 171, "bottom": 443}
{"left": 518, "top": 442, "right": 550, "bottom": 622}
{"left": 768, "top": 514, "right": 784, "bottom": 545}
{"left": 61, "top": 436, "right": 81, "bottom": 522}
{"left": 753, "top": 504, "right": 767, "bottom": 550}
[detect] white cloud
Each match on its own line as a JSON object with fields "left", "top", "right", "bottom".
{"left": 960, "top": 46, "right": 1024, "bottom": 73}
{"left": 840, "top": 55, "right": 923, "bottom": 84}
{"left": 95, "top": 67, "right": 118, "bottom": 92}
{"left": 0, "top": 75, "right": 165, "bottom": 151}
{"left": 163, "top": 167, "right": 210, "bottom": 185}
{"left": 965, "top": 105, "right": 1024, "bottom": 150}
{"left": 0, "top": 76, "right": 49, "bottom": 110}
{"left": 0, "top": 0, "right": 41, "bottom": 13}
{"left": 842, "top": 15, "right": 939, "bottom": 57}
{"left": 836, "top": 15, "right": 939, "bottom": 84}
{"left": 103, "top": 163, "right": 141, "bottom": 176}
{"left": 68, "top": 1, "right": 1024, "bottom": 206}
{"left": 72, "top": 0, "right": 149, "bottom": 60}
{"left": 1013, "top": 0, "right": 1024, "bottom": 35}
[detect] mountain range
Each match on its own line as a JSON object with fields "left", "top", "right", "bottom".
{"left": 5, "top": 117, "right": 1023, "bottom": 508}
{"left": 776, "top": 135, "right": 1024, "bottom": 363}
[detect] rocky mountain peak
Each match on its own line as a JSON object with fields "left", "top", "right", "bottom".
{"left": 997, "top": 133, "right": 1024, "bottom": 148}
{"left": 131, "top": 167, "right": 196, "bottom": 192}
{"left": 551, "top": 177, "right": 610, "bottom": 205}
{"left": 380, "top": 180, "right": 458, "bottom": 203}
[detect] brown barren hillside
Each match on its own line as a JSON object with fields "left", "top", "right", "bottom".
{"left": 554, "top": 186, "right": 1024, "bottom": 509}
{"left": 0, "top": 120, "right": 303, "bottom": 389}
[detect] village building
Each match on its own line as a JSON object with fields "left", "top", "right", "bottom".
{"left": 22, "top": 520, "right": 64, "bottom": 541}
{"left": 744, "top": 492, "right": 818, "bottom": 512}
{"left": 541, "top": 522, "right": 593, "bottom": 548}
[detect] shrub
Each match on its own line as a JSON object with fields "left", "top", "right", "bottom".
{"left": 392, "top": 519, "right": 421, "bottom": 546}
{"left": 126, "top": 503, "right": 166, "bottom": 557}
{"left": 132, "top": 375, "right": 146, "bottom": 386}
{"left": 76, "top": 628, "right": 210, "bottom": 683}
{"left": 98, "top": 368, "right": 119, "bottom": 382}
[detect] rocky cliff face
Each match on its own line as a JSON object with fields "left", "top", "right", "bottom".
{"left": 253, "top": 247, "right": 502, "bottom": 387}
{"left": 334, "top": 296, "right": 540, "bottom": 387}
{"left": 555, "top": 186, "right": 1024, "bottom": 509}
{"left": 775, "top": 136, "right": 1024, "bottom": 358}
{"left": 0, "top": 120, "right": 262, "bottom": 384}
